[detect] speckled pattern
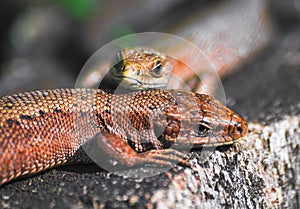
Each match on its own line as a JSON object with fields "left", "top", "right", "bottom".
{"left": 0, "top": 89, "right": 247, "bottom": 186}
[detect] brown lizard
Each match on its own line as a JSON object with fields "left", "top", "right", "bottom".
{"left": 0, "top": 88, "right": 247, "bottom": 185}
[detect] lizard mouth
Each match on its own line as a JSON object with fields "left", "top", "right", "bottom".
{"left": 113, "top": 75, "right": 167, "bottom": 89}
{"left": 173, "top": 133, "right": 238, "bottom": 149}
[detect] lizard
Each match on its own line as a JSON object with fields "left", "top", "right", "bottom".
{"left": 109, "top": 47, "right": 214, "bottom": 93}
{"left": 0, "top": 88, "right": 248, "bottom": 186}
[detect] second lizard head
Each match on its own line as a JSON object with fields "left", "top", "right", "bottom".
{"left": 110, "top": 48, "right": 173, "bottom": 90}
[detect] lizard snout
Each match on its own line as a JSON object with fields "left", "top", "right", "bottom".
{"left": 228, "top": 113, "right": 248, "bottom": 140}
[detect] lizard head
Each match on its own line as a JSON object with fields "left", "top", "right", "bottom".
{"left": 159, "top": 91, "right": 248, "bottom": 148}
{"left": 110, "top": 47, "right": 173, "bottom": 90}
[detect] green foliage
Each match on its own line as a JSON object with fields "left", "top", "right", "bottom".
{"left": 56, "top": 0, "right": 99, "bottom": 20}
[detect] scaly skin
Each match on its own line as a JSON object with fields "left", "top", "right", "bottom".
{"left": 0, "top": 89, "right": 248, "bottom": 185}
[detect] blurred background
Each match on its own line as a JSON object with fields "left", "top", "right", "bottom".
{"left": 0, "top": 0, "right": 300, "bottom": 96}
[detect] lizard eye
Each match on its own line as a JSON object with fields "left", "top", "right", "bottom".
{"left": 194, "top": 123, "right": 211, "bottom": 136}
{"left": 150, "top": 60, "right": 163, "bottom": 77}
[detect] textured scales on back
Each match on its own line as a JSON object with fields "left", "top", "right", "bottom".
{"left": 0, "top": 89, "right": 248, "bottom": 185}
{"left": 0, "top": 89, "right": 99, "bottom": 184}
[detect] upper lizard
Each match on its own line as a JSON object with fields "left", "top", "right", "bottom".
{"left": 110, "top": 48, "right": 173, "bottom": 90}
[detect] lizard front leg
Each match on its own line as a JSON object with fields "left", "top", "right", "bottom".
{"left": 90, "top": 132, "right": 190, "bottom": 169}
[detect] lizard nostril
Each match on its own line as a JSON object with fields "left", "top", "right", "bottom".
{"left": 236, "top": 123, "right": 243, "bottom": 134}
{"left": 228, "top": 114, "right": 248, "bottom": 140}
{"left": 236, "top": 120, "right": 248, "bottom": 137}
